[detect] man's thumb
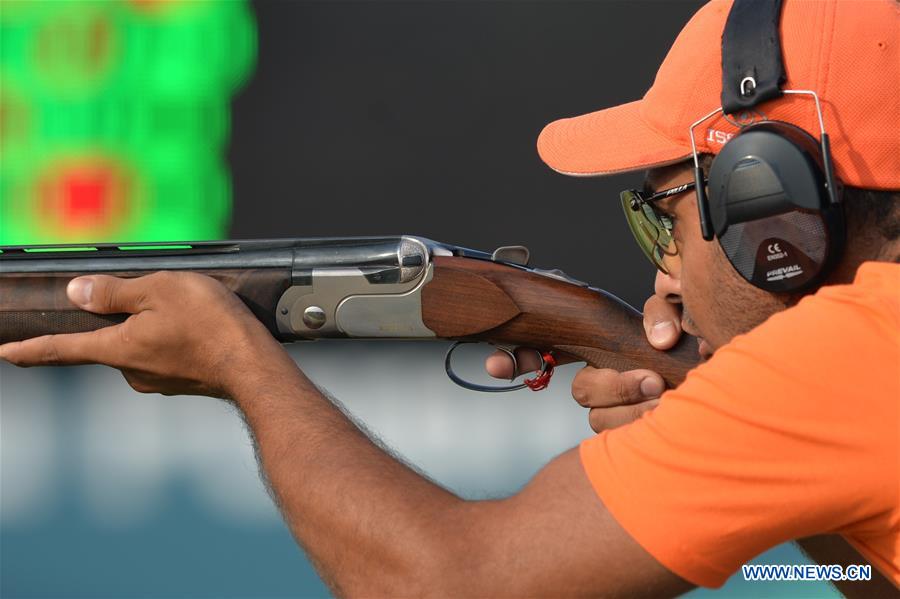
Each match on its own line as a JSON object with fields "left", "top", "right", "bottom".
{"left": 67, "top": 275, "right": 145, "bottom": 314}
{"left": 67, "top": 277, "right": 94, "bottom": 307}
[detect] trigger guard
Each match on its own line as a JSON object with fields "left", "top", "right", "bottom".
{"left": 444, "top": 341, "right": 551, "bottom": 393}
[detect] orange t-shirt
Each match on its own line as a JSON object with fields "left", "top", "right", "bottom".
{"left": 580, "top": 261, "right": 900, "bottom": 588}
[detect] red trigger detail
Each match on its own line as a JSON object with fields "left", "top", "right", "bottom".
{"left": 524, "top": 352, "right": 556, "bottom": 391}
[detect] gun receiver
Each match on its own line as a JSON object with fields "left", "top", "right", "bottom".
{"left": 0, "top": 236, "right": 699, "bottom": 388}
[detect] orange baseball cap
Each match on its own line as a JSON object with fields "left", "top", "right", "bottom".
{"left": 537, "top": 0, "right": 900, "bottom": 190}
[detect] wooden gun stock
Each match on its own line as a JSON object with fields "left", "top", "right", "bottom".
{"left": 422, "top": 256, "right": 698, "bottom": 387}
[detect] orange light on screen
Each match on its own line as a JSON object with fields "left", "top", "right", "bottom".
{"left": 0, "top": 90, "right": 30, "bottom": 149}
{"left": 36, "top": 158, "right": 133, "bottom": 241}
{"left": 128, "top": 0, "right": 178, "bottom": 15}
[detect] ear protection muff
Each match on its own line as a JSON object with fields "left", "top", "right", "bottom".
{"left": 693, "top": 0, "right": 846, "bottom": 293}
{"left": 707, "top": 121, "right": 845, "bottom": 292}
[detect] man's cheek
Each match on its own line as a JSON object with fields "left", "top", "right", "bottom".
{"left": 682, "top": 255, "right": 718, "bottom": 333}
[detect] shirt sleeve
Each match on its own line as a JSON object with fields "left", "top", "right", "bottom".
{"left": 580, "top": 278, "right": 900, "bottom": 588}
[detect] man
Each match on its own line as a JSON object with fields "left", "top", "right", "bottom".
{"left": 1, "top": 0, "right": 897, "bottom": 596}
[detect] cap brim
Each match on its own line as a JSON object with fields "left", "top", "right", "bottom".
{"left": 537, "top": 100, "right": 692, "bottom": 177}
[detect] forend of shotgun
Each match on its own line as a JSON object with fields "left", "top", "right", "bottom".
{"left": 0, "top": 236, "right": 699, "bottom": 387}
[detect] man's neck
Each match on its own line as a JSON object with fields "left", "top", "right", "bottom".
{"left": 828, "top": 238, "right": 898, "bottom": 286}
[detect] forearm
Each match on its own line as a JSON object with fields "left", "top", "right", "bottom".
{"left": 231, "top": 351, "right": 465, "bottom": 596}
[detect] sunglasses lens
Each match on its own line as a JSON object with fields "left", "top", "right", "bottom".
{"left": 620, "top": 191, "right": 674, "bottom": 273}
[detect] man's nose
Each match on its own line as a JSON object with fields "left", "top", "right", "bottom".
{"left": 654, "top": 269, "right": 682, "bottom": 303}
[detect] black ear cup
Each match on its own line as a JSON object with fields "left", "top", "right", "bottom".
{"left": 716, "top": 207, "right": 843, "bottom": 292}
{"left": 704, "top": 121, "right": 845, "bottom": 293}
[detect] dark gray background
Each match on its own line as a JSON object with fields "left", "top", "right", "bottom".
{"left": 229, "top": 0, "right": 705, "bottom": 308}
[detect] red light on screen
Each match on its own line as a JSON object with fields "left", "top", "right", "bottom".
{"left": 36, "top": 159, "right": 132, "bottom": 240}
{"left": 63, "top": 170, "right": 109, "bottom": 222}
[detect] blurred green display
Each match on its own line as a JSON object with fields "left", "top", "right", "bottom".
{"left": 0, "top": 0, "right": 256, "bottom": 243}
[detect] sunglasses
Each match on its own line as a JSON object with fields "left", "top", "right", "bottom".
{"left": 619, "top": 179, "right": 705, "bottom": 274}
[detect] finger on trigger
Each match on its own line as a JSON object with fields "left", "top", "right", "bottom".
{"left": 485, "top": 347, "right": 544, "bottom": 379}
{"left": 513, "top": 348, "right": 543, "bottom": 375}
{"left": 485, "top": 350, "right": 516, "bottom": 379}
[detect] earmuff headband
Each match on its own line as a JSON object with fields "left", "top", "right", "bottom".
{"left": 720, "top": 0, "right": 786, "bottom": 114}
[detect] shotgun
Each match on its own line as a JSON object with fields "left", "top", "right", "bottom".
{"left": 0, "top": 236, "right": 698, "bottom": 390}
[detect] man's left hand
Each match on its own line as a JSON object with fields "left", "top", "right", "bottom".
{"left": 0, "top": 272, "right": 288, "bottom": 399}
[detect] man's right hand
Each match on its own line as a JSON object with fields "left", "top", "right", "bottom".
{"left": 485, "top": 295, "right": 683, "bottom": 433}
